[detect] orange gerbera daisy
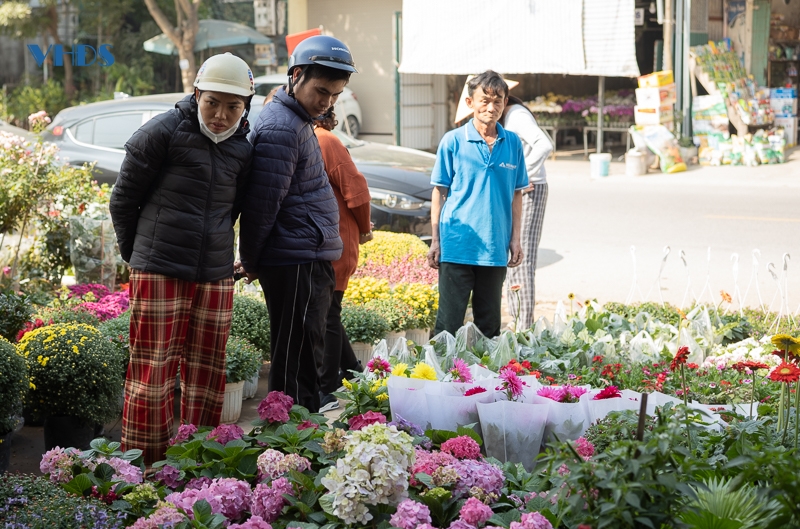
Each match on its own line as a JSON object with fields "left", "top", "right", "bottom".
{"left": 670, "top": 346, "right": 690, "bottom": 372}
{"left": 769, "top": 361, "right": 800, "bottom": 383}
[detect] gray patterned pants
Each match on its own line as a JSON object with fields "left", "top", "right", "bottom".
{"left": 506, "top": 182, "right": 549, "bottom": 330}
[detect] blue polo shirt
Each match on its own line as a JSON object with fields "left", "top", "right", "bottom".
{"left": 431, "top": 119, "right": 528, "bottom": 267}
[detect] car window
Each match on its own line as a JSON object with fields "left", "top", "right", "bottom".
{"left": 255, "top": 83, "right": 282, "bottom": 97}
{"left": 92, "top": 113, "right": 146, "bottom": 149}
{"left": 73, "top": 120, "right": 94, "bottom": 143}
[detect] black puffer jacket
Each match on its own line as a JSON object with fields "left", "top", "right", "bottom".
{"left": 239, "top": 87, "right": 342, "bottom": 270}
{"left": 110, "top": 94, "right": 252, "bottom": 283}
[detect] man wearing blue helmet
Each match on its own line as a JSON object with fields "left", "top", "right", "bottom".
{"left": 238, "top": 35, "right": 357, "bottom": 412}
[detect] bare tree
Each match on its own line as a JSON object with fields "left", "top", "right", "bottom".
{"left": 143, "top": 0, "right": 199, "bottom": 93}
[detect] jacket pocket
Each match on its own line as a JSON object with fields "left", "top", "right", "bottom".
{"left": 306, "top": 213, "right": 325, "bottom": 249}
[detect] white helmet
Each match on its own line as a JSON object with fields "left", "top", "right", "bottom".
{"left": 193, "top": 53, "right": 255, "bottom": 97}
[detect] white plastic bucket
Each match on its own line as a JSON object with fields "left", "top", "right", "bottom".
{"left": 589, "top": 153, "right": 612, "bottom": 178}
{"left": 625, "top": 149, "right": 647, "bottom": 176}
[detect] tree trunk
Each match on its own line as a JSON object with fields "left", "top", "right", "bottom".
{"left": 47, "top": 3, "right": 75, "bottom": 100}
{"left": 144, "top": 0, "right": 199, "bottom": 93}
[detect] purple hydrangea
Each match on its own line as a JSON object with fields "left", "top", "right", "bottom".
{"left": 251, "top": 477, "right": 294, "bottom": 522}
{"left": 448, "top": 459, "right": 505, "bottom": 498}
{"left": 154, "top": 465, "right": 183, "bottom": 489}
{"left": 206, "top": 423, "right": 244, "bottom": 445}
{"left": 389, "top": 499, "right": 432, "bottom": 529}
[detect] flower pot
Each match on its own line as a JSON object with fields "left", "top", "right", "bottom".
{"left": 477, "top": 401, "right": 549, "bottom": 471}
{"left": 22, "top": 405, "right": 44, "bottom": 427}
{"left": 351, "top": 342, "right": 374, "bottom": 366}
{"left": 405, "top": 328, "right": 430, "bottom": 345}
{"left": 221, "top": 381, "right": 245, "bottom": 424}
{"left": 242, "top": 373, "right": 259, "bottom": 400}
{"left": 43, "top": 415, "right": 97, "bottom": 451}
{"left": 385, "top": 331, "right": 406, "bottom": 347}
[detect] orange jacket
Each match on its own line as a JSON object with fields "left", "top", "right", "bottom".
{"left": 315, "top": 128, "right": 371, "bottom": 291}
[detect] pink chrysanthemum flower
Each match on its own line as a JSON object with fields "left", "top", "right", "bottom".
{"left": 536, "top": 386, "right": 566, "bottom": 402}
{"left": 592, "top": 386, "right": 622, "bottom": 400}
{"left": 497, "top": 368, "right": 526, "bottom": 401}
{"left": 367, "top": 356, "right": 392, "bottom": 377}
{"left": 449, "top": 358, "right": 473, "bottom": 383}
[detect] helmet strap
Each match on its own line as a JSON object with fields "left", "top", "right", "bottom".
{"left": 287, "top": 66, "right": 307, "bottom": 98}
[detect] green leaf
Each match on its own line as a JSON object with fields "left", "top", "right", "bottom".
{"left": 110, "top": 499, "right": 132, "bottom": 511}
{"left": 93, "top": 462, "right": 116, "bottom": 482}
{"left": 121, "top": 448, "right": 143, "bottom": 461}
{"left": 193, "top": 499, "right": 213, "bottom": 522}
{"left": 624, "top": 492, "right": 641, "bottom": 509}
{"left": 286, "top": 523, "right": 320, "bottom": 529}
{"left": 62, "top": 473, "right": 93, "bottom": 495}
{"left": 456, "top": 425, "right": 483, "bottom": 446}
{"left": 414, "top": 472, "right": 433, "bottom": 487}
{"left": 319, "top": 493, "right": 335, "bottom": 516}
{"left": 237, "top": 454, "right": 258, "bottom": 476}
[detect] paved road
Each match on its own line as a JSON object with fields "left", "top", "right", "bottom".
{"left": 534, "top": 148, "right": 800, "bottom": 313}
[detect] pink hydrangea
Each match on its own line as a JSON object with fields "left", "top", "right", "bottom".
{"left": 277, "top": 453, "right": 311, "bottom": 475}
{"left": 448, "top": 521, "right": 476, "bottom": 529}
{"left": 87, "top": 456, "right": 143, "bottom": 484}
{"left": 448, "top": 459, "right": 505, "bottom": 498}
{"left": 411, "top": 449, "right": 457, "bottom": 485}
{"left": 251, "top": 477, "right": 294, "bottom": 522}
{"left": 129, "top": 503, "right": 185, "bottom": 529}
{"left": 389, "top": 499, "right": 432, "bottom": 529}
{"left": 206, "top": 423, "right": 244, "bottom": 445}
{"left": 574, "top": 437, "right": 595, "bottom": 460}
{"left": 165, "top": 477, "right": 251, "bottom": 520}
{"left": 440, "top": 436, "right": 482, "bottom": 460}
{"left": 185, "top": 476, "right": 212, "bottom": 490}
{"left": 258, "top": 391, "right": 294, "bottom": 423}
{"left": 348, "top": 410, "right": 387, "bottom": 431}
{"left": 257, "top": 449, "right": 285, "bottom": 480}
{"left": 169, "top": 424, "right": 198, "bottom": 445}
{"left": 154, "top": 465, "right": 182, "bottom": 489}
{"left": 228, "top": 516, "right": 273, "bottom": 529}
{"left": 510, "top": 512, "right": 553, "bottom": 529}
{"left": 40, "top": 446, "right": 81, "bottom": 484}
{"left": 297, "top": 420, "right": 318, "bottom": 430}
{"left": 459, "top": 497, "right": 493, "bottom": 525}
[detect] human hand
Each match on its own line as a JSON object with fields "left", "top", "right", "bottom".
{"left": 359, "top": 231, "right": 374, "bottom": 245}
{"left": 427, "top": 241, "right": 441, "bottom": 269}
{"left": 508, "top": 239, "right": 523, "bottom": 268}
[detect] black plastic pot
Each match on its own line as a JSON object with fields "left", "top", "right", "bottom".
{"left": 43, "top": 415, "right": 96, "bottom": 451}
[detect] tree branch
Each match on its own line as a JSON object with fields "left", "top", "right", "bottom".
{"left": 143, "top": 0, "right": 181, "bottom": 48}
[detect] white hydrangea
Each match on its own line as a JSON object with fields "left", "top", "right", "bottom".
{"left": 320, "top": 423, "right": 415, "bottom": 525}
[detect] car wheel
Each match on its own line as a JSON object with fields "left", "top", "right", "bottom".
{"left": 345, "top": 115, "right": 360, "bottom": 138}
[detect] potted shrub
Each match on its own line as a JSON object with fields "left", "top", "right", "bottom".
{"left": 392, "top": 283, "right": 438, "bottom": 345}
{"left": 230, "top": 294, "right": 271, "bottom": 366}
{"left": 0, "top": 336, "right": 27, "bottom": 473}
{"left": 0, "top": 290, "right": 34, "bottom": 342}
{"left": 365, "top": 298, "right": 415, "bottom": 345}
{"left": 341, "top": 301, "right": 390, "bottom": 365}
{"left": 16, "top": 323, "right": 126, "bottom": 450}
{"left": 222, "top": 336, "right": 263, "bottom": 423}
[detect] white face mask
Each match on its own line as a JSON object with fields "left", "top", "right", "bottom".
{"left": 197, "top": 108, "right": 241, "bottom": 144}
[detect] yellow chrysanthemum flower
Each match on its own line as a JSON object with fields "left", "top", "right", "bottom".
{"left": 392, "top": 363, "right": 409, "bottom": 377}
{"left": 342, "top": 378, "right": 353, "bottom": 391}
{"left": 376, "top": 393, "right": 389, "bottom": 401}
{"left": 410, "top": 362, "right": 437, "bottom": 381}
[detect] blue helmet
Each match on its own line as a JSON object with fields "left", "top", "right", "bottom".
{"left": 288, "top": 35, "right": 358, "bottom": 74}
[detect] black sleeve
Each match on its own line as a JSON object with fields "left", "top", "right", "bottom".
{"left": 109, "top": 112, "right": 177, "bottom": 262}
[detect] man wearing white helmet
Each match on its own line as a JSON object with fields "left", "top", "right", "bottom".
{"left": 238, "top": 35, "right": 357, "bottom": 413}
{"left": 110, "top": 53, "right": 254, "bottom": 465}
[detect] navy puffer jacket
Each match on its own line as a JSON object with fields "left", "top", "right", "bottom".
{"left": 110, "top": 94, "right": 252, "bottom": 283}
{"left": 239, "top": 87, "right": 342, "bottom": 269}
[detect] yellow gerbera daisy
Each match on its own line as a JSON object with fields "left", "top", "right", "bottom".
{"left": 342, "top": 378, "right": 353, "bottom": 391}
{"left": 772, "top": 334, "right": 800, "bottom": 354}
{"left": 410, "top": 362, "right": 437, "bottom": 381}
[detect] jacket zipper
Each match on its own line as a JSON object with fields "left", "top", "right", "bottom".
{"left": 197, "top": 143, "right": 216, "bottom": 281}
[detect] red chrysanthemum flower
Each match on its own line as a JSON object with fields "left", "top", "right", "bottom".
{"left": 686, "top": 362, "right": 699, "bottom": 369}
{"left": 769, "top": 362, "right": 800, "bottom": 383}
{"left": 464, "top": 386, "right": 487, "bottom": 396}
{"left": 670, "top": 346, "right": 690, "bottom": 372}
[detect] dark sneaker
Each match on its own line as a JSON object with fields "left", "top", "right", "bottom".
{"left": 319, "top": 392, "right": 340, "bottom": 413}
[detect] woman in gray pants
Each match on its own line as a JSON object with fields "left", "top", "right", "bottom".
{"left": 501, "top": 95, "right": 553, "bottom": 330}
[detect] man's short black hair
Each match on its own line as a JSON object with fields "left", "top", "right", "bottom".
{"left": 467, "top": 70, "right": 509, "bottom": 99}
{"left": 298, "top": 64, "right": 352, "bottom": 84}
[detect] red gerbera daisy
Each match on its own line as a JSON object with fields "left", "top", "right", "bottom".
{"left": 592, "top": 386, "right": 622, "bottom": 400}
{"left": 733, "top": 360, "right": 770, "bottom": 372}
{"left": 769, "top": 362, "right": 800, "bottom": 383}
{"left": 670, "top": 346, "right": 690, "bottom": 372}
{"left": 464, "top": 386, "right": 487, "bottom": 396}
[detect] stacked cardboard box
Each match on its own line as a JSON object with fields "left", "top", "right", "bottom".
{"left": 635, "top": 71, "right": 676, "bottom": 131}
{"left": 771, "top": 88, "right": 798, "bottom": 147}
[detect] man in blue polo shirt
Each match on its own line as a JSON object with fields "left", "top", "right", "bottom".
{"left": 427, "top": 70, "right": 527, "bottom": 338}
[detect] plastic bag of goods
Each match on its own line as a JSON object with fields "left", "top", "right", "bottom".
{"left": 636, "top": 125, "right": 687, "bottom": 173}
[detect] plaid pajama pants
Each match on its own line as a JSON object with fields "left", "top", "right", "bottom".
{"left": 506, "top": 182, "right": 549, "bottom": 330}
{"left": 122, "top": 269, "right": 234, "bottom": 465}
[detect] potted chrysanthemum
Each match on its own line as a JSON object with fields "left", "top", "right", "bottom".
{"left": 16, "top": 323, "right": 126, "bottom": 450}
{"left": 222, "top": 336, "right": 262, "bottom": 423}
